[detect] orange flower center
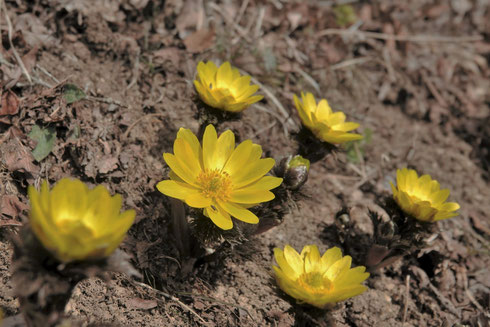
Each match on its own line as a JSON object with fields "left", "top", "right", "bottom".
{"left": 196, "top": 169, "right": 233, "bottom": 202}
{"left": 297, "top": 272, "right": 333, "bottom": 294}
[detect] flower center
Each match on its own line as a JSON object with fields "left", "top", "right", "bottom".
{"left": 56, "top": 217, "right": 95, "bottom": 238}
{"left": 196, "top": 169, "right": 233, "bottom": 201}
{"left": 209, "top": 84, "right": 237, "bottom": 100}
{"left": 297, "top": 272, "right": 333, "bottom": 294}
{"left": 407, "top": 191, "right": 431, "bottom": 205}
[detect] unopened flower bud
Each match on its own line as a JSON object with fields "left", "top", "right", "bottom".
{"left": 378, "top": 220, "right": 396, "bottom": 242}
{"left": 276, "top": 155, "right": 310, "bottom": 190}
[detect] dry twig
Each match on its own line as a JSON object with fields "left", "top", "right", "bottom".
{"left": 317, "top": 28, "right": 483, "bottom": 43}
{"left": 130, "top": 280, "right": 210, "bottom": 326}
{"left": 402, "top": 275, "right": 411, "bottom": 325}
{"left": 122, "top": 113, "right": 167, "bottom": 139}
{"left": 0, "top": 0, "right": 32, "bottom": 84}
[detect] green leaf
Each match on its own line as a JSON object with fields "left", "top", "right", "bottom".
{"left": 343, "top": 128, "right": 373, "bottom": 163}
{"left": 63, "top": 84, "right": 86, "bottom": 104}
{"left": 28, "top": 125, "right": 57, "bottom": 162}
{"left": 333, "top": 5, "right": 357, "bottom": 27}
{"left": 262, "top": 47, "right": 277, "bottom": 73}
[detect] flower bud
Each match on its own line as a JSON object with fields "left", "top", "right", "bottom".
{"left": 276, "top": 155, "right": 310, "bottom": 190}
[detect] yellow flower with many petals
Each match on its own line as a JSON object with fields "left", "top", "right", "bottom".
{"left": 194, "top": 61, "right": 263, "bottom": 112}
{"left": 28, "top": 178, "right": 136, "bottom": 263}
{"left": 390, "top": 168, "right": 460, "bottom": 222}
{"left": 294, "top": 92, "right": 363, "bottom": 144}
{"left": 157, "top": 124, "right": 283, "bottom": 230}
{"left": 273, "top": 245, "right": 369, "bottom": 308}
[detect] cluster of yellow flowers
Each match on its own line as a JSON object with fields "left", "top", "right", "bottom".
{"left": 26, "top": 60, "right": 460, "bottom": 311}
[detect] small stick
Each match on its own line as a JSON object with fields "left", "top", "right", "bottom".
{"left": 295, "top": 66, "right": 321, "bottom": 94}
{"left": 248, "top": 75, "right": 297, "bottom": 131}
{"left": 461, "top": 267, "right": 485, "bottom": 312}
{"left": 209, "top": 3, "right": 251, "bottom": 42}
{"left": 317, "top": 28, "right": 483, "bottom": 43}
{"left": 131, "top": 281, "right": 210, "bottom": 326}
{"left": 1, "top": 0, "right": 32, "bottom": 84}
{"left": 175, "top": 291, "right": 253, "bottom": 320}
{"left": 85, "top": 95, "right": 127, "bottom": 108}
{"left": 329, "top": 57, "right": 372, "bottom": 70}
{"left": 122, "top": 113, "right": 167, "bottom": 139}
{"left": 36, "top": 64, "right": 60, "bottom": 84}
{"left": 402, "top": 275, "right": 410, "bottom": 324}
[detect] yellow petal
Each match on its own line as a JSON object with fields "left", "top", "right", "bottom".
{"left": 173, "top": 138, "right": 202, "bottom": 176}
{"left": 224, "top": 102, "right": 250, "bottom": 112}
{"left": 223, "top": 140, "right": 253, "bottom": 176}
{"left": 325, "top": 256, "right": 352, "bottom": 281}
{"left": 334, "top": 122, "right": 360, "bottom": 132}
{"left": 185, "top": 193, "right": 212, "bottom": 208}
{"left": 205, "top": 204, "right": 233, "bottom": 230}
{"left": 197, "top": 61, "right": 217, "bottom": 87}
{"left": 319, "top": 285, "right": 368, "bottom": 304}
{"left": 315, "top": 99, "right": 332, "bottom": 121}
{"left": 230, "top": 189, "right": 275, "bottom": 204}
{"left": 406, "top": 169, "right": 419, "bottom": 192}
{"left": 440, "top": 202, "right": 460, "bottom": 212}
{"left": 213, "top": 130, "right": 235, "bottom": 170}
{"left": 335, "top": 266, "right": 369, "bottom": 288}
{"left": 216, "top": 61, "right": 233, "bottom": 88}
{"left": 326, "top": 112, "right": 346, "bottom": 126}
{"left": 202, "top": 124, "right": 218, "bottom": 170}
{"left": 156, "top": 180, "right": 199, "bottom": 200}
{"left": 273, "top": 247, "right": 299, "bottom": 279}
{"left": 230, "top": 75, "right": 252, "bottom": 95}
{"left": 283, "top": 245, "right": 304, "bottom": 276}
{"left": 231, "top": 158, "right": 276, "bottom": 188}
{"left": 231, "top": 67, "right": 241, "bottom": 80}
{"left": 320, "top": 246, "right": 342, "bottom": 271}
{"left": 319, "top": 131, "right": 363, "bottom": 144}
{"left": 294, "top": 94, "right": 311, "bottom": 123}
{"left": 50, "top": 179, "right": 88, "bottom": 223}
{"left": 28, "top": 184, "right": 61, "bottom": 251}
{"left": 397, "top": 168, "right": 408, "bottom": 190}
{"left": 176, "top": 127, "right": 202, "bottom": 165}
{"left": 433, "top": 210, "right": 459, "bottom": 221}
{"left": 303, "top": 92, "right": 317, "bottom": 113}
{"left": 163, "top": 153, "right": 199, "bottom": 187}
{"left": 244, "top": 94, "right": 263, "bottom": 105}
{"left": 431, "top": 189, "right": 450, "bottom": 205}
{"left": 303, "top": 245, "right": 321, "bottom": 273}
{"left": 219, "top": 201, "right": 259, "bottom": 224}
{"left": 235, "top": 176, "right": 283, "bottom": 191}
{"left": 235, "top": 84, "right": 260, "bottom": 101}
{"left": 390, "top": 181, "right": 397, "bottom": 195}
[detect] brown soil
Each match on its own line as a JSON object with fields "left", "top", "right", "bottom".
{"left": 1, "top": 1, "right": 489, "bottom": 326}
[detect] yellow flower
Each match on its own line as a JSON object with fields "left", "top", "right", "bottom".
{"left": 390, "top": 168, "right": 460, "bottom": 222}
{"left": 273, "top": 245, "right": 369, "bottom": 308}
{"left": 28, "top": 178, "right": 136, "bottom": 263}
{"left": 194, "top": 61, "right": 263, "bottom": 112}
{"left": 157, "top": 124, "right": 283, "bottom": 230}
{"left": 294, "top": 92, "right": 363, "bottom": 144}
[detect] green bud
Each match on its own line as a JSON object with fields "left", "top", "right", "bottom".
{"left": 276, "top": 155, "right": 310, "bottom": 191}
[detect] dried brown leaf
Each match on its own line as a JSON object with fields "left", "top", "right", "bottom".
{"left": 97, "top": 156, "right": 119, "bottom": 174}
{"left": 153, "top": 47, "right": 182, "bottom": 67}
{"left": 0, "top": 90, "right": 20, "bottom": 116}
{"left": 183, "top": 28, "right": 215, "bottom": 53}
{"left": 1, "top": 195, "right": 29, "bottom": 219}
{"left": 127, "top": 298, "right": 158, "bottom": 310}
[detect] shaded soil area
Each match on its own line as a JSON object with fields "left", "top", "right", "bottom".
{"left": 1, "top": 1, "right": 489, "bottom": 326}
